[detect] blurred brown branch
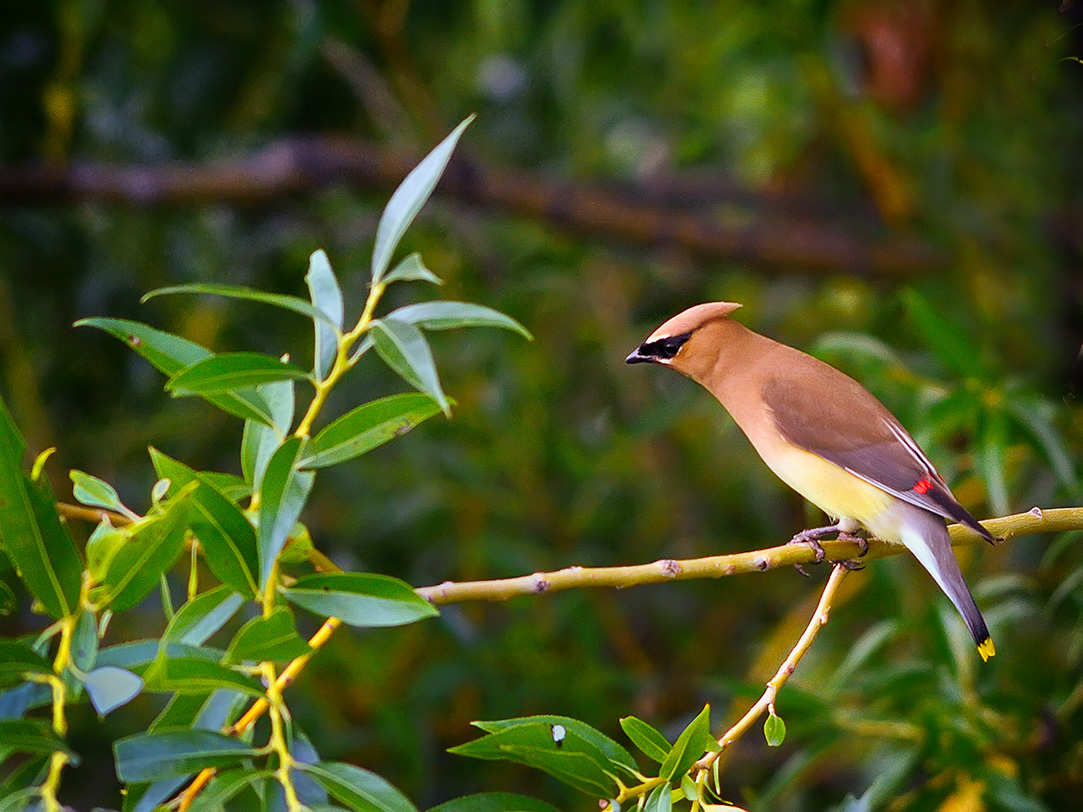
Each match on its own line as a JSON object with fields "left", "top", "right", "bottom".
{"left": 0, "top": 137, "right": 946, "bottom": 277}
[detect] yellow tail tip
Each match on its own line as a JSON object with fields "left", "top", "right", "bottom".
{"left": 977, "top": 638, "right": 996, "bottom": 661}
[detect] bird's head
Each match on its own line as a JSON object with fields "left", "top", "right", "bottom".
{"left": 625, "top": 302, "right": 743, "bottom": 376}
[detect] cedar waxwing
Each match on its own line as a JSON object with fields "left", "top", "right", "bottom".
{"left": 627, "top": 302, "right": 997, "bottom": 661}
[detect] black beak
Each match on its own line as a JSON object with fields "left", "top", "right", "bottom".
{"left": 625, "top": 344, "right": 654, "bottom": 364}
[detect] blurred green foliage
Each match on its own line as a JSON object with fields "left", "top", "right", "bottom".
{"left": 1, "top": 1, "right": 1082, "bottom": 810}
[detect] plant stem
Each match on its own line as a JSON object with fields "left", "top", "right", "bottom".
{"left": 38, "top": 615, "right": 76, "bottom": 812}
{"left": 693, "top": 563, "right": 849, "bottom": 774}
{"left": 263, "top": 661, "right": 304, "bottom": 812}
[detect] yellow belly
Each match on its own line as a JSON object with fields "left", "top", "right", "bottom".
{"left": 762, "top": 442, "right": 896, "bottom": 529}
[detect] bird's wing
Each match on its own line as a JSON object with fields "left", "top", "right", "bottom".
{"left": 762, "top": 375, "right": 994, "bottom": 541}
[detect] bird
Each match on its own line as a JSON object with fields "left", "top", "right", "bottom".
{"left": 626, "top": 302, "right": 997, "bottom": 661}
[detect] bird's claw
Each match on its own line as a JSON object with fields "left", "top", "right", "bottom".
{"left": 838, "top": 531, "right": 869, "bottom": 557}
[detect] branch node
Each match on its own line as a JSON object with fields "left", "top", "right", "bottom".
{"left": 532, "top": 574, "right": 551, "bottom": 593}
{"left": 660, "top": 559, "right": 682, "bottom": 577}
{"left": 754, "top": 556, "right": 769, "bottom": 571}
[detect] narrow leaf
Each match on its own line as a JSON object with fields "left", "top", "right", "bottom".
{"left": 450, "top": 721, "right": 621, "bottom": 797}
{"left": 188, "top": 768, "right": 275, "bottom": 812}
{"left": 240, "top": 380, "right": 295, "bottom": 491}
{"left": 149, "top": 448, "right": 251, "bottom": 502}
{"left": 224, "top": 607, "right": 311, "bottom": 664}
{"left": 188, "top": 483, "right": 260, "bottom": 598}
{"left": 306, "top": 249, "right": 345, "bottom": 381}
{"left": 427, "top": 793, "right": 561, "bottom": 812}
{"left": 282, "top": 572, "right": 437, "bottom": 627}
{"left": 114, "top": 729, "right": 258, "bottom": 783}
{"left": 76, "top": 318, "right": 277, "bottom": 425}
{"left": 167, "top": 353, "right": 310, "bottom": 396}
{"left": 0, "top": 641, "right": 53, "bottom": 689}
{"left": 70, "top": 470, "right": 137, "bottom": 518}
{"left": 0, "top": 719, "right": 73, "bottom": 758}
{"left": 371, "top": 116, "right": 474, "bottom": 284}
{"left": 0, "top": 395, "right": 82, "bottom": 619}
{"left": 142, "top": 284, "right": 339, "bottom": 326}
{"left": 75, "top": 317, "right": 211, "bottom": 376}
{"left": 162, "top": 585, "right": 245, "bottom": 646}
{"left": 302, "top": 393, "right": 442, "bottom": 468}
{"left": 258, "top": 437, "right": 314, "bottom": 588}
{"left": 620, "top": 716, "right": 671, "bottom": 763}
{"left": 387, "top": 301, "right": 531, "bottom": 339}
{"left": 83, "top": 666, "right": 144, "bottom": 715}
{"left": 145, "top": 656, "right": 265, "bottom": 699}
{"left": 93, "top": 496, "right": 190, "bottom": 612}
{"left": 300, "top": 761, "right": 418, "bottom": 812}
{"left": 644, "top": 783, "right": 673, "bottom": 812}
{"left": 383, "top": 253, "right": 443, "bottom": 286}
{"left": 901, "top": 289, "right": 987, "bottom": 379}
{"left": 371, "top": 319, "right": 449, "bottom": 415}
{"left": 659, "top": 705, "right": 713, "bottom": 781}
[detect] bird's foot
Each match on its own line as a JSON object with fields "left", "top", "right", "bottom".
{"left": 838, "top": 531, "right": 869, "bottom": 557}
{"left": 789, "top": 524, "right": 870, "bottom": 574}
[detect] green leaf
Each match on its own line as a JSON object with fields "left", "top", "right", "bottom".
{"left": 167, "top": 353, "right": 310, "bottom": 396}
{"left": 0, "top": 719, "right": 73, "bottom": 758}
{"left": 93, "top": 496, "right": 190, "bottom": 612}
{"left": 384, "top": 253, "right": 443, "bottom": 286}
{"left": 72, "top": 608, "right": 99, "bottom": 672}
{"left": 0, "top": 580, "right": 14, "bottom": 615}
{"left": 257, "top": 437, "right": 314, "bottom": 588}
{"left": 302, "top": 393, "right": 442, "bottom": 468}
{"left": 142, "top": 283, "right": 340, "bottom": 326}
{"left": 282, "top": 572, "right": 437, "bottom": 627}
{"left": 450, "top": 720, "right": 624, "bottom": 797}
{"left": 0, "top": 641, "right": 53, "bottom": 689}
{"left": 188, "top": 768, "right": 275, "bottom": 812}
{"left": 979, "top": 409, "right": 1010, "bottom": 516}
{"left": 644, "top": 783, "right": 673, "bottom": 812}
{"left": 79, "top": 319, "right": 280, "bottom": 426}
{"left": 764, "top": 712, "right": 786, "bottom": 747}
{"left": 75, "top": 317, "right": 211, "bottom": 376}
{"left": 659, "top": 705, "right": 713, "bottom": 781}
{"left": 427, "top": 794, "right": 561, "bottom": 812}
{"left": 387, "top": 301, "right": 532, "bottom": 340}
{"left": 306, "top": 249, "right": 345, "bottom": 382}
{"left": 149, "top": 447, "right": 250, "bottom": 502}
{"left": 300, "top": 761, "right": 418, "bottom": 812}
{"left": 371, "top": 116, "right": 474, "bottom": 284}
{"left": 1004, "top": 396, "right": 1080, "bottom": 494}
{"left": 471, "top": 716, "right": 637, "bottom": 772}
{"left": 70, "top": 470, "right": 137, "bottom": 519}
{"left": 83, "top": 666, "right": 144, "bottom": 715}
{"left": 162, "top": 585, "right": 245, "bottom": 646}
{"left": 145, "top": 656, "right": 265, "bottom": 699}
{"left": 240, "top": 381, "right": 296, "bottom": 491}
{"left": 188, "top": 482, "right": 260, "bottom": 598}
{"left": 0, "top": 395, "right": 82, "bottom": 619}
{"left": 371, "top": 319, "right": 449, "bottom": 415}
{"left": 620, "top": 716, "right": 671, "bottom": 763}
{"left": 224, "top": 607, "right": 311, "bottom": 664}
{"left": 114, "top": 729, "right": 258, "bottom": 783}
{"left": 901, "top": 289, "right": 987, "bottom": 379}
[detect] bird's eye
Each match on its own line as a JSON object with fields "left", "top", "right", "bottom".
{"left": 649, "top": 332, "right": 691, "bottom": 359}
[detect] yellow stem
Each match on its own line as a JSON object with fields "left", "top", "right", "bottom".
{"left": 37, "top": 614, "right": 77, "bottom": 812}
{"left": 263, "top": 661, "right": 304, "bottom": 812}
{"left": 694, "top": 564, "right": 849, "bottom": 774}
{"left": 416, "top": 507, "right": 1083, "bottom": 605}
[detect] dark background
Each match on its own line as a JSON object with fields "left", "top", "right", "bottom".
{"left": 1, "top": 1, "right": 1082, "bottom": 809}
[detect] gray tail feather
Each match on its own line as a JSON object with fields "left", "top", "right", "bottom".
{"left": 899, "top": 512, "right": 991, "bottom": 648}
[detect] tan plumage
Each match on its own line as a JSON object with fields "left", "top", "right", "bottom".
{"left": 627, "top": 302, "right": 996, "bottom": 661}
